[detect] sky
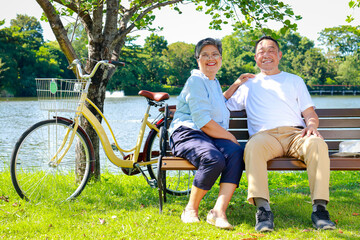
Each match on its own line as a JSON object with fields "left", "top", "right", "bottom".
{"left": 1, "top": 0, "right": 359, "bottom": 46}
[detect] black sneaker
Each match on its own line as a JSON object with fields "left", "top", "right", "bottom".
{"left": 311, "top": 205, "right": 336, "bottom": 230}
{"left": 255, "top": 207, "right": 274, "bottom": 232}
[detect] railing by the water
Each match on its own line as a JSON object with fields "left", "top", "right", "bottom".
{"left": 308, "top": 85, "right": 360, "bottom": 95}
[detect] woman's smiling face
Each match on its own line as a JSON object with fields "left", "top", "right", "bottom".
{"left": 197, "top": 45, "right": 222, "bottom": 80}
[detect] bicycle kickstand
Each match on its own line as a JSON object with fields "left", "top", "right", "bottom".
{"left": 134, "top": 163, "right": 158, "bottom": 188}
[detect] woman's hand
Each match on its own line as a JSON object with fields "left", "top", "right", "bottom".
{"left": 235, "top": 73, "right": 256, "bottom": 86}
{"left": 201, "top": 120, "right": 240, "bottom": 145}
{"left": 223, "top": 73, "right": 255, "bottom": 99}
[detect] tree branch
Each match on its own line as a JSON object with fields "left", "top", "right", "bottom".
{"left": 134, "top": 0, "right": 184, "bottom": 24}
{"left": 92, "top": 1, "right": 104, "bottom": 41}
{"left": 52, "top": 0, "right": 94, "bottom": 40}
{"left": 102, "top": 0, "right": 120, "bottom": 58}
{"left": 104, "top": 0, "right": 119, "bottom": 39}
{"left": 35, "top": 0, "right": 77, "bottom": 62}
{"left": 112, "top": 0, "right": 184, "bottom": 49}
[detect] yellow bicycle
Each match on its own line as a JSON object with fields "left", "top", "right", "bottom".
{"left": 10, "top": 59, "right": 194, "bottom": 203}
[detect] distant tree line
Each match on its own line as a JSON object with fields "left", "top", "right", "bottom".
{"left": 1, "top": 14, "right": 359, "bottom": 97}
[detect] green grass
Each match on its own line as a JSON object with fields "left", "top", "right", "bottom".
{"left": 1, "top": 170, "right": 360, "bottom": 239}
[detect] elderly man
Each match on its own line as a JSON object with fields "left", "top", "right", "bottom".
{"left": 227, "top": 36, "right": 336, "bottom": 232}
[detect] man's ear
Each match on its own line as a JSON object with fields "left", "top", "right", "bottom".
{"left": 279, "top": 51, "right": 283, "bottom": 60}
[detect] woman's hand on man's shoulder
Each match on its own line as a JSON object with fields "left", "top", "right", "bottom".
{"left": 236, "top": 73, "right": 256, "bottom": 85}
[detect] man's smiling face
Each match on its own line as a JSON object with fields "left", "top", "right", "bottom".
{"left": 254, "top": 39, "right": 282, "bottom": 75}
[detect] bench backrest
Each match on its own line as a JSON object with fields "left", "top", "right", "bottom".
{"left": 229, "top": 108, "right": 360, "bottom": 153}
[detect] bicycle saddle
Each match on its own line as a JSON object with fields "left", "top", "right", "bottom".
{"left": 138, "top": 90, "right": 170, "bottom": 102}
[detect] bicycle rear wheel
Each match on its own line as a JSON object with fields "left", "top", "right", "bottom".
{"left": 10, "top": 118, "right": 93, "bottom": 203}
{"left": 144, "top": 122, "right": 194, "bottom": 196}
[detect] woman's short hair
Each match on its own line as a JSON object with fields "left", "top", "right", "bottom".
{"left": 194, "top": 38, "right": 222, "bottom": 59}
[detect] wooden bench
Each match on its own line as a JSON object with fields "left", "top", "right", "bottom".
{"left": 156, "top": 106, "right": 360, "bottom": 213}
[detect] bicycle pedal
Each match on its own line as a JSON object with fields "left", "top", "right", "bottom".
{"left": 148, "top": 179, "right": 158, "bottom": 188}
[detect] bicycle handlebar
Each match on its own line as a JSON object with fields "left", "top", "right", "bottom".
{"left": 109, "top": 60, "right": 126, "bottom": 67}
{"left": 68, "top": 59, "right": 125, "bottom": 80}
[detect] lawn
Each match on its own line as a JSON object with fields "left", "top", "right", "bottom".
{"left": 1, "top": 169, "right": 359, "bottom": 239}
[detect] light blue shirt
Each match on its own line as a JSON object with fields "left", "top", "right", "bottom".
{"left": 169, "top": 69, "right": 230, "bottom": 136}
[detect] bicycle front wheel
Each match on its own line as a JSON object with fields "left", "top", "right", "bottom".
{"left": 10, "top": 118, "right": 93, "bottom": 203}
{"left": 145, "top": 122, "right": 194, "bottom": 196}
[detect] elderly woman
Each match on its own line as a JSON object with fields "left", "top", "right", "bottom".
{"left": 169, "top": 38, "right": 254, "bottom": 229}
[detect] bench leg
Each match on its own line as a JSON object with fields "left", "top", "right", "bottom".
{"left": 162, "top": 170, "right": 167, "bottom": 203}
{"left": 158, "top": 171, "right": 164, "bottom": 214}
{"left": 158, "top": 169, "right": 168, "bottom": 214}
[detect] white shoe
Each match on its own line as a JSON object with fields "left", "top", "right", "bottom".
{"left": 181, "top": 209, "right": 200, "bottom": 223}
{"left": 206, "top": 209, "right": 234, "bottom": 230}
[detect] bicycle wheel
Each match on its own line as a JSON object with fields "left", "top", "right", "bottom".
{"left": 144, "top": 121, "right": 194, "bottom": 196}
{"left": 10, "top": 118, "right": 93, "bottom": 203}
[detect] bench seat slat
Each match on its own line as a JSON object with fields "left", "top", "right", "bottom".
{"left": 229, "top": 120, "right": 360, "bottom": 130}
{"left": 161, "top": 157, "right": 197, "bottom": 170}
{"left": 229, "top": 130, "right": 360, "bottom": 140}
{"left": 319, "top": 119, "right": 360, "bottom": 128}
{"left": 316, "top": 108, "right": 360, "bottom": 117}
{"left": 229, "top": 108, "right": 360, "bottom": 118}
{"left": 319, "top": 130, "right": 360, "bottom": 139}
{"left": 161, "top": 156, "right": 360, "bottom": 171}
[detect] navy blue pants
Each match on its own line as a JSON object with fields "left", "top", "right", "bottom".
{"left": 170, "top": 126, "right": 245, "bottom": 190}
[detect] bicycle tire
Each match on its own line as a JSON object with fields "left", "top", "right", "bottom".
{"left": 10, "top": 118, "right": 94, "bottom": 203}
{"left": 144, "top": 120, "right": 194, "bottom": 196}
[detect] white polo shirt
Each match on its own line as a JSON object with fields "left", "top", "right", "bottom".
{"left": 226, "top": 71, "right": 314, "bottom": 136}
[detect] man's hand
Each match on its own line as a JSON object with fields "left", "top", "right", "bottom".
{"left": 301, "top": 107, "right": 323, "bottom": 139}
{"left": 301, "top": 126, "right": 323, "bottom": 139}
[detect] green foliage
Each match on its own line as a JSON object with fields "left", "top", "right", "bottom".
{"left": 218, "top": 30, "right": 260, "bottom": 84}
{"left": 108, "top": 37, "right": 150, "bottom": 94}
{"left": 0, "top": 58, "right": 10, "bottom": 94}
{"left": 109, "top": 35, "right": 195, "bottom": 94}
{"left": 144, "top": 33, "right": 168, "bottom": 56}
{"left": 318, "top": 25, "right": 360, "bottom": 57}
{"left": 276, "top": 31, "right": 334, "bottom": 85}
{"left": 194, "top": 0, "right": 301, "bottom": 38}
{"left": 347, "top": 0, "right": 360, "bottom": 23}
{"left": 0, "top": 14, "right": 72, "bottom": 97}
{"left": 162, "top": 42, "right": 197, "bottom": 85}
{"left": 336, "top": 54, "right": 360, "bottom": 85}
{"left": 66, "top": 23, "right": 88, "bottom": 59}
{"left": 143, "top": 34, "right": 169, "bottom": 84}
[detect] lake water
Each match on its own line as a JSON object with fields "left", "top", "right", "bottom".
{"left": 1, "top": 95, "right": 360, "bottom": 172}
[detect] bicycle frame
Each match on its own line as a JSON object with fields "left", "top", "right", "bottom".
{"left": 82, "top": 97, "right": 160, "bottom": 168}
{"left": 53, "top": 95, "right": 160, "bottom": 169}
{"left": 50, "top": 60, "right": 161, "bottom": 169}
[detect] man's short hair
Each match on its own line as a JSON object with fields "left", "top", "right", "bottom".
{"left": 194, "top": 38, "right": 222, "bottom": 59}
{"left": 255, "top": 36, "right": 280, "bottom": 52}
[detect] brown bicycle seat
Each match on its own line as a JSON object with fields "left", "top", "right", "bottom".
{"left": 138, "top": 90, "right": 169, "bottom": 102}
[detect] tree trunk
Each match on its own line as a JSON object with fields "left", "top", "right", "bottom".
{"left": 81, "top": 63, "right": 115, "bottom": 180}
